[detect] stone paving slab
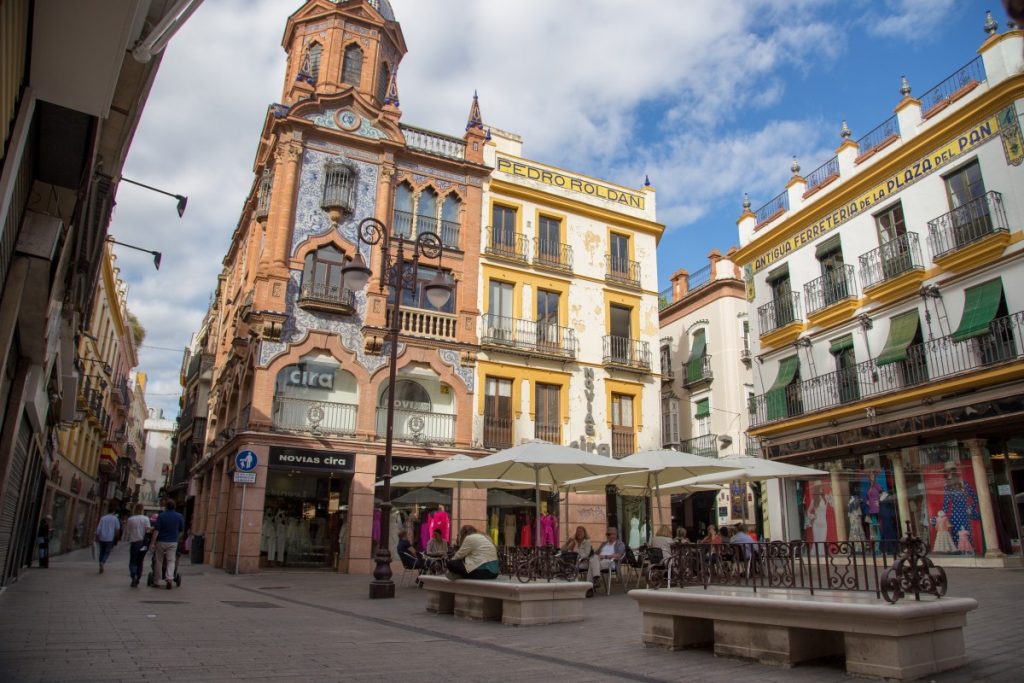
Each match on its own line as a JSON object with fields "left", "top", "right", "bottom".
{"left": 0, "top": 545, "right": 1021, "bottom": 682}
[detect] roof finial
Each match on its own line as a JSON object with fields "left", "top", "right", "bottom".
{"left": 742, "top": 193, "right": 751, "bottom": 211}
{"left": 644, "top": 174, "right": 651, "bottom": 187}
{"left": 899, "top": 75, "right": 912, "bottom": 97}
{"left": 840, "top": 120, "right": 852, "bottom": 139}
{"left": 466, "top": 90, "right": 484, "bottom": 131}
{"left": 383, "top": 65, "right": 400, "bottom": 106}
{"left": 485, "top": 127, "right": 492, "bottom": 141}
{"left": 791, "top": 156, "right": 801, "bottom": 174}
{"left": 984, "top": 10, "right": 998, "bottom": 35}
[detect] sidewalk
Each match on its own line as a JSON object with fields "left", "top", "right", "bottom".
{"left": 0, "top": 545, "right": 1021, "bottom": 682}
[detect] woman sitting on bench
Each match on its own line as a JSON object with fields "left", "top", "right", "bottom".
{"left": 446, "top": 525, "right": 499, "bottom": 580}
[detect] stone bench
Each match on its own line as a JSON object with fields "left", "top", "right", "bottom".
{"left": 630, "top": 586, "right": 978, "bottom": 680}
{"left": 419, "top": 575, "right": 590, "bottom": 626}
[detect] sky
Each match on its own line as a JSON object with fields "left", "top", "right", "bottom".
{"left": 108, "top": 0, "right": 1002, "bottom": 418}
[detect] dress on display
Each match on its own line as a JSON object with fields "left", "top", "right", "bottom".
{"left": 272, "top": 511, "right": 288, "bottom": 563}
{"left": 629, "top": 517, "right": 641, "bottom": 549}
{"left": 539, "top": 514, "right": 558, "bottom": 547}
{"left": 503, "top": 514, "right": 517, "bottom": 547}
{"left": 932, "top": 511, "right": 956, "bottom": 553}
{"left": 261, "top": 511, "right": 274, "bottom": 553}
{"left": 429, "top": 508, "right": 450, "bottom": 542}
{"left": 957, "top": 529, "right": 974, "bottom": 554}
{"left": 942, "top": 478, "right": 981, "bottom": 555}
{"left": 848, "top": 508, "right": 867, "bottom": 542}
{"left": 389, "top": 509, "right": 403, "bottom": 559}
{"left": 519, "top": 516, "right": 532, "bottom": 547}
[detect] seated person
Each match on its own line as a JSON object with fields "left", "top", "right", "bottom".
{"left": 562, "top": 525, "right": 593, "bottom": 569}
{"left": 396, "top": 530, "right": 423, "bottom": 569}
{"left": 674, "top": 526, "right": 690, "bottom": 544}
{"left": 426, "top": 528, "right": 449, "bottom": 556}
{"left": 730, "top": 523, "right": 757, "bottom": 560}
{"left": 651, "top": 524, "right": 674, "bottom": 557}
{"left": 586, "top": 526, "right": 625, "bottom": 591}
{"left": 446, "top": 525, "right": 499, "bottom": 580}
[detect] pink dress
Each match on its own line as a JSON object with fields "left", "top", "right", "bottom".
{"left": 539, "top": 515, "right": 558, "bottom": 547}
{"left": 957, "top": 528, "right": 973, "bottom": 554}
{"left": 428, "top": 509, "right": 450, "bottom": 542}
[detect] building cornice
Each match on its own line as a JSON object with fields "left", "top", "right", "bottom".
{"left": 658, "top": 278, "right": 746, "bottom": 326}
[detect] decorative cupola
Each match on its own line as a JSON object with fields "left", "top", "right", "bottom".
{"left": 463, "top": 91, "right": 487, "bottom": 164}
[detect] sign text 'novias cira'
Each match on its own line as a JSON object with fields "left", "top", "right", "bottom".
{"left": 496, "top": 156, "right": 645, "bottom": 210}
{"left": 268, "top": 446, "right": 354, "bottom": 473}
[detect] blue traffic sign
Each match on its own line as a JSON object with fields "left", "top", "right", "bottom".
{"left": 235, "top": 450, "right": 258, "bottom": 472}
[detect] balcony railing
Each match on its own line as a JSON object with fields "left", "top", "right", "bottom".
{"left": 484, "top": 415, "right": 513, "bottom": 449}
{"left": 392, "top": 210, "right": 459, "bottom": 250}
{"left": 535, "top": 423, "right": 561, "bottom": 444}
{"left": 485, "top": 227, "right": 530, "bottom": 262}
{"left": 401, "top": 124, "right": 467, "bottom": 160}
{"left": 744, "top": 434, "right": 761, "bottom": 457}
{"left": 757, "top": 292, "right": 801, "bottom": 335}
{"left": 658, "top": 286, "right": 672, "bottom": 310}
{"left": 754, "top": 191, "right": 789, "bottom": 225}
{"left": 386, "top": 306, "right": 458, "bottom": 341}
{"left": 920, "top": 56, "right": 985, "bottom": 118}
{"left": 750, "top": 310, "right": 1024, "bottom": 426}
{"left": 688, "top": 263, "right": 712, "bottom": 292}
{"left": 298, "top": 281, "right": 355, "bottom": 314}
{"left": 375, "top": 407, "right": 455, "bottom": 445}
{"left": 112, "top": 378, "right": 130, "bottom": 406}
{"left": 611, "top": 426, "right": 635, "bottom": 458}
{"left": 481, "top": 314, "right": 577, "bottom": 358}
{"left": 927, "top": 191, "right": 1008, "bottom": 260}
{"left": 191, "top": 418, "right": 207, "bottom": 446}
{"left": 272, "top": 397, "right": 357, "bottom": 436}
{"left": 804, "top": 265, "right": 857, "bottom": 315}
{"left": 393, "top": 209, "right": 413, "bottom": 238}
{"left": 804, "top": 156, "right": 839, "bottom": 193}
{"left": 534, "top": 239, "right": 573, "bottom": 272}
{"left": 683, "top": 354, "right": 713, "bottom": 386}
{"left": 439, "top": 219, "right": 460, "bottom": 250}
{"left": 605, "top": 254, "right": 641, "bottom": 287}
{"left": 680, "top": 434, "right": 717, "bottom": 458}
{"left": 856, "top": 115, "right": 900, "bottom": 159}
{"left": 858, "top": 232, "right": 925, "bottom": 290}
{"left": 602, "top": 335, "right": 652, "bottom": 371}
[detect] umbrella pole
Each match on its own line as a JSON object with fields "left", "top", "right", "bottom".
{"left": 534, "top": 467, "right": 542, "bottom": 548}
{"left": 564, "top": 485, "right": 570, "bottom": 546}
{"left": 654, "top": 471, "right": 664, "bottom": 534}
{"left": 456, "top": 481, "right": 462, "bottom": 540}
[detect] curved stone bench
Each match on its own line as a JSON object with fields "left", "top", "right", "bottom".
{"left": 630, "top": 587, "right": 977, "bottom": 680}
{"left": 419, "top": 575, "right": 590, "bottom": 626}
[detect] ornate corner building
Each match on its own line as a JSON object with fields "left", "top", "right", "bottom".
{"left": 734, "top": 23, "right": 1024, "bottom": 565}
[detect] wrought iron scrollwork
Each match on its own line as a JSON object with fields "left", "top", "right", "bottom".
{"left": 880, "top": 523, "right": 948, "bottom": 604}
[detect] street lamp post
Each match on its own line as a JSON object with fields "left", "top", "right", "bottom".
{"left": 343, "top": 217, "right": 452, "bottom": 600}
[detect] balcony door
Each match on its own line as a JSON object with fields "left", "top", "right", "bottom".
{"left": 816, "top": 240, "right": 847, "bottom": 307}
{"left": 303, "top": 245, "right": 345, "bottom": 301}
{"left": 538, "top": 216, "right": 561, "bottom": 263}
{"left": 536, "top": 289, "right": 560, "bottom": 349}
{"left": 484, "top": 377, "right": 513, "bottom": 449}
{"left": 611, "top": 393, "right": 634, "bottom": 458}
{"left": 943, "top": 161, "right": 989, "bottom": 246}
{"left": 492, "top": 204, "right": 516, "bottom": 251}
{"left": 610, "top": 233, "right": 629, "bottom": 276}
{"left": 768, "top": 271, "right": 794, "bottom": 327}
{"left": 609, "top": 304, "right": 632, "bottom": 363}
{"left": 535, "top": 383, "right": 560, "bottom": 443}
{"left": 875, "top": 202, "right": 911, "bottom": 279}
{"left": 487, "top": 280, "right": 514, "bottom": 341}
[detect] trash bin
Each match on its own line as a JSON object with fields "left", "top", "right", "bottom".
{"left": 190, "top": 534, "right": 205, "bottom": 564}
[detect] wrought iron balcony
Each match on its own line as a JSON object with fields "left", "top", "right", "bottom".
{"left": 680, "top": 434, "right": 718, "bottom": 458}
{"left": 485, "top": 227, "right": 530, "bottom": 263}
{"left": 804, "top": 265, "right": 857, "bottom": 315}
{"left": 757, "top": 292, "right": 801, "bottom": 335}
{"left": 534, "top": 239, "right": 573, "bottom": 272}
{"left": 804, "top": 156, "right": 839, "bottom": 194}
{"left": 602, "top": 335, "right": 652, "bottom": 371}
{"left": 683, "top": 354, "right": 713, "bottom": 387}
{"left": 689, "top": 263, "right": 712, "bottom": 292}
{"left": 745, "top": 434, "right": 761, "bottom": 457}
{"left": 439, "top": 218, "right": 460, "bottom": 250}
{"left": 481, "top": 314, "right": 577, "bottom": 358}
{"left": 605, "top": 254, "right": 641, "bottom": 287}
{"left": 386, "top": 306, "right": 458, "bottom": 341}
{"left": 484, "top": 415, "right": 513, "bottom": 449}
{"left": 858, "top": 232, "right": 925, "bottom": 290}
{"left": 927, "top": 191, "right": 1008, "bottom": 260}
{"left": 191, "top": 418, "right": 207, "bottom": 446}
{"left": 611, "top": 426, "right": 635, "bottom": 458}
{"left": 375, "top": 407, "right": 454, "bottom": 445}
{"left": 920, "top": 56, "right": 985, "bottom": 118}
{"left": 750, "top": 310, "right": 1023, "bottom": 426}
{"left": 392, "top": 209, "right": 413, "bottom": 238}
{"left": 298, "top": 281, "right": 355, "bottom": 315}
{"left": 272, "top": 397, "right": 357, "bottom": 436}
{"left": 754, "top": 191, "right": 789, "bottom": 226}
{"left": 856, "top": 115, "right": 900, "bottom": 160}
{"left": 112, "top": 378, "right": 130, "bottom": 406}
{"left": 658, "top": 286, "right": 672, "bottom": 310}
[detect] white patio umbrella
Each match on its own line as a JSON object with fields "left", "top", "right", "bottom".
{"left": 436, "top": 441, "right": 638, "bottom": 548}
{"left": 564, "top": 449, "right": 748, "bottom": 531}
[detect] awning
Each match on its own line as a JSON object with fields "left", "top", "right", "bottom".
{"left": 686, "top": 332, "right": 707, "bottom": 382}
{"left": 814, "top": 235, "right": 843, "bottom": 258}
{"left": 765, "top": 356, "right": 800, "bottom": 421}
{"left": 694, "top": 398, "right": 710, "bottom": 419}
{"left": 877, "top": 310, "right": 921, "bottom": 366}
{"left": 952, "top": 279, "right": 1003, "bottom": 342}
{"left": 829, "top": 334, "right": 854, "bottom": 355}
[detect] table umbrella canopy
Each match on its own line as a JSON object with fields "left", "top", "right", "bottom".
{"left": 563, "top": 449, "right": 746, "bottom": 490}
{"left": 390, "top": 487, "right": 451, "bottom": 506}
{"left": 658, "top": 454, "right": 828, "bottom": 491}
{"left": 485, "top": 490, "right": 540, "bottom": 508}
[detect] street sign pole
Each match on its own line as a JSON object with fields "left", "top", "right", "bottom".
{"left": 235, "top": 483, "right": 246, "bottom": 575}
{"left": 232, "top": 450, "right": 258, "bottom": 575}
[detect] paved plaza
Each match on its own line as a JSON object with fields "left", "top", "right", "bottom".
{"left": 0, "top": 545, "right": 1021, "bottom": 682}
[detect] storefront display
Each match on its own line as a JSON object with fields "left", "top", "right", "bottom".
{"left": 486, "top": 489, "right": 559, "bottom": 547}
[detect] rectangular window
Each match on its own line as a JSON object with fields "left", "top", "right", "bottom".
{"left": 815, "top": 238, "right": 849, "bottom": 307}
{"left": 536, "top": 289, "right": 560, "bottom": 346}
{"left": 742, "top": 321, "right": 751, "bottom": 354}
{"left": 694, "top": 398, "right": 711, "bottom": 436}
{"left": 486, "top": 280, "right": 514, "bottom": 340}
{"left": 875, "top": 202, "right": 907, "bottom": 244}
{"left": 492, "top": 204, "right": 516, "bottom": 247}
{"left": 831, "top": 336, "right": 860, "bottom": 404}
{"left": 609, "top": 233, "right": 629, "bottom": 274}
{"left": 944, "top": 160, "right": 986, "bottom": 209}
{"left": 767, "top": 267, "right": 794, "bottom": 327}
{"left": 661, "top": 395, "right": 679, "bottom": 446}
{"left": 874, "top": 201, "right": 914, "bottom": 280}
{"left": 609, "top": 304, "right": 631, "bottom": 338}
{"left": 484, "top": 377, "right": 513, "bottom": 449}
{"left": 611, "top": 393, "right": 634, "bottom": 458}
{"left": 538, "top": 216, "right": 561, "bottom": 260}
{"left": 534, "top": 383, "right": 561, "bottom": 443}
{"left": 389, "top": 265, "right": 456, "bottom": 313}
{"left": 943, "top": 161, "right": 992, "bottom": 248}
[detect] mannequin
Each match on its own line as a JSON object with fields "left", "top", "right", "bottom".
{"left": 847, "top": 496, "right": 866, "bottom": 542}
{"left": 273, "top": 510, "right": 288, "bottom": 564}
{"left": 389, "top": 508, "right": 403, "bottom": 559}
{"left": 940, "top": 463, "right": 981, "bottom": 555}
{"left": 261, "top": 509, "right": 274, "bottom": 554}
{"left": 429, "top": 504, "right": 451, "bottom": 542}
{"left": 286, "top": 516, "right": 301, "bottom": 557}
{"left": 337, "top": 517, "right": 348, "bottom": 561}
{"left": 503, "top": 512, "right": 517, "bottom": 547}
{"left": 539, "top": 503, "right": 558, "bottom": 547}
{"left": 629, "top": 516, "right": 641, "bottom": 549}
{"left": 489, "top": 510, "right": 499, "bottom": 545}
{"left": 932, "top": 510, "right": 955, "bottom": 553}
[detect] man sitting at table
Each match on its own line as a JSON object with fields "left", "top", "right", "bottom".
{"left": 426, "top": 528, "right": 449, "bottom": 556}
{"left": 730, "top": 523, "right": 757, "bottom": 561}
{"left": 397, "top": 530, "right": 423, "bottom": 569}
{"left": 446, "top": 525, "right": 499, "bottom": 580}
{"left": 586, "top": 526, "right": 625, "bottom": 593}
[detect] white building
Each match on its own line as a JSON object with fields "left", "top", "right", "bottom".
{"left": 733, "top": 23, "right": 1024, "bottom": 563}
{"left": 140, "top": 407, "right": 175, "bottom": 513}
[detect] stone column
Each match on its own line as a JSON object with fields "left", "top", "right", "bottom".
{"left": 965, "top": 438, "right": 1004, "bottom": 558}
{"left": 262, "top": 139, "right": 302, "bottom": 270}
{"left": 830, "top": 464, "right": 848, "bottom": 542}
{"left": 891, "top": 450, "right": 911, "bottom": 536}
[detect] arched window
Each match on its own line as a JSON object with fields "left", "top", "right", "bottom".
{"left": 308, "top": 43, "right": 322, "bottom": 83}
{"left": 302, "top": 244, "right": 346, "bottom": 299}
{"left": 379, "top": 380, "right": 432, "bottom": 412}
{"left": 377, "top": 63, "right": 390, "bottom": 103}
{"left": 440, "top": 194, "right": 461, "bottom": 249}
{"left": 393, "top": 183, "right": 413, "bottom": 237}
{"left": 342, "top": 44, "right": 363, "bottom": 86}
{"left": 417, "top": 187, "right": 438, "bottom": 234}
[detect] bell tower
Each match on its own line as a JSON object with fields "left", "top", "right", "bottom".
{"left": 280, "top": 0, "right": 406, "bottom": 110}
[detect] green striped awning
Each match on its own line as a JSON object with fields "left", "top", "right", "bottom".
{"left": 952, "top": 279, "right": 1004, "bottom": 342}
{"left": 686, "top": 331, "right": 707, "bottom": 383}
{"left": 694, "top": 398, "right": 710, "bottom": 419}
{"left": 876, "top": 310, "right": 921, "bottom": 366}
{"left": 829, "top": 335, "right": 854, "bottom": 355}
{"left": 765, "top": 356, "right": 800, "bottom": 421}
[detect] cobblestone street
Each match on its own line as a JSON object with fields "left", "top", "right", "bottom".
{"left": 0, "top": 546, "right": 1021, "bottom": 682}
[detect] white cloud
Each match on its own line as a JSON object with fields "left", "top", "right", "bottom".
{"left": 865, "top": 0, "right": 958, "bottom": 39}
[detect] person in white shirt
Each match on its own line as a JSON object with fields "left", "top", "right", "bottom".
{"left": 586, "top": 526, "right": 625, "bottom": 594}
{"left": 94, "top": 503, "right": 121, "bottom": 574}
{"left": 124, "top": 503, "right": 152, "bottom": 587}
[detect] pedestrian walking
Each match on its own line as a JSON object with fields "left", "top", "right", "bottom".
{"left": 124, "top": 503, "right": 152, "bottom": 587}
{"left": 95, "top": 503, "right": 121, "bottom": 574}
{"left": 36, "top": 515, "right": 52, "bottom": 568}
{"left": 150, "top": 499, "right": 185, "bottom": 590}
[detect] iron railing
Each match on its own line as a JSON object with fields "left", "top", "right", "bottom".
{"left": 750, "top": 310, "right": 1023, "bottom": 425}
{"left": 438, "top": 218, "right": 460, "bottom": 250}
{"left": 392, "top": 209, "right": 414, "bottom": 238}
{"left": 298, "top": 282, "right": 355, "bottom": 312}
{"left": 658, "top": 286, "right": 672, "bottom": 310}
{"left": 856, "top": 115, "right": 900, "bottom": 158}
{"left": 534, "top": 239, "right": 573, "bottom": 272}
{"left": 401, "top": 124, "right": 467, "bottom": 160}
{"left": 679, "top": 433, "right": 717, "bottom": 458}
{"left": 483, "top": 415, "right": 513, "bottom": 449}
{"left": 744, "top": 434, "right": 761, "bottom": 456}
{"left": 920, "top": 56, "right": 986, "bottom": 117}
{"left": 392, "top": 210, "right": 457, "bottom": 248}
{"left": 611, "top": 426, "right": 635, "bottom": 458}
{"left": 603, "top": 335, "right": 652, "bottom": 370}
{"left": 534, "top": 422, "right": 561, "bottom": 444}
{"left": 804, "top": 156, "right": 839, "bottom": 193}
{"left": 485, "top": 226, "right": 530, "bottom": 262}
{"left": 757, "top": 292, "right": 801, "bottom": 334}
{"left": 272, "top": 397, "right": 357, "bottom": 435}
{"left": 859, "top": 232, "right": 925, "bottom": 289}
{"left": 375, "top": 407, "right": 455, "bottom": 445}
{"left": 683, "top": 354, "right": 713, "bottom": 386}
{"left": 481, "top": 314, "right": 577, "bottom": 358}
{"left": 605, "top": 254, "right": 641, "bottom": 287}
{"left": 927, "top": 191, "right": 1008, "bottom": 260}
{"left": 498, "top": 546, "right": 581, "bottom": 582}
{"left": 754, "top": 191, "right": 788, "bottom": 225}
{"left": 688, "top": 263, "right": 712, "bottom": 292}
{"left": 192, "top": 418, "right": 207, "bottom": 446}
{"left": 804, "top": 265, "right": 857, "bottom": 315}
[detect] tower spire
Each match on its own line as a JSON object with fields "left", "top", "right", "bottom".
{"left": 466, "top": 90, "right": 484, "bottom": 131}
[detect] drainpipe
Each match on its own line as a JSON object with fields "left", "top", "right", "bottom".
{"left": 132, "top": 0, "right": 205, "bottom": 63}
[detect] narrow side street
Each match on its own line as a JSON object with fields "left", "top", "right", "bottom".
{"left": 0, "top": 547, "right": 1020, "bottom": 682}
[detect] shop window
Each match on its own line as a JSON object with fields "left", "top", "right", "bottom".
{"left": 341, "top": 43, "right": 363, "bottom": 86}
{"left": 273, "top": 361, "right": 357, "bottom": 435}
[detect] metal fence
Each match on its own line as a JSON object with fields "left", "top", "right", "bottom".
{"left": 754, "top": 191, "right": 789, "bottom": 225}
{"left": 859, "top": 232, "right": 924, "bottom": 289}
{"left": 757, "top": 292, "right": 801, "bottom": 334}
{"left": 603, "top": 335, "right": 652, "bottom": 370}
{"left": 299, "top": 282, "right": 355, "bottom": 310}
{"left": 481, "top": 313, "right": 577, "bottom": 358}
{"left": 856, "top": 115, "right": 900, "bottom": 158}
{"left": 486, "top": 226, "right": 530, "bottom": 262}
{"left": 679, "top": 433, "right": 717, "bottom": 458}
{"left": 688, "top": 263, "right": 712, "bottom": 292}
{"left": 920, "top": 56, "right": 986, "bottom": 117}
{"left": 804, "top": 156, "right": 839, "bottom": 193}
{"left": 927, "top": 191, "right": 1007, "bottom": 260}
{"left": 375, "top": 407, "right": 454, "bottom": 445}
{"left": 535, "top": 239, "right": 573, "bottom": 271}
{"left": 606, "top": 254, "right": 642, "bottom": 286}
{"left": 683, "top": 354, "right": 713, "bottom": 385}
{"left": 804, "top": 265, "right": 856, "bottom": 315}
{"left": 272, "top": 397, "right": 357, "bottom": 435}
